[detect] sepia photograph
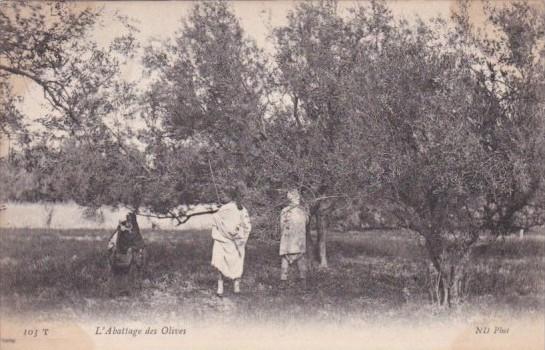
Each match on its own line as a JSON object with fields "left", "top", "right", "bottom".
{"left": 1, "top": 0, "right": 544, "bottom": 349}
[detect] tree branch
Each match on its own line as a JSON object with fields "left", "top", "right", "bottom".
{"left": 0, "top": 64, "right": 80, "bottom": 126}
{"left": 137, "top": 208, "right": 220, "bottom": 226}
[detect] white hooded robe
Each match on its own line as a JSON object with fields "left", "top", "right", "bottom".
{"left": 211, "top": 202, "right": 252, "bottom": 279}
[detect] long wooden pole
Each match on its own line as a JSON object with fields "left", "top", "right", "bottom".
{"left": 208, "top": 158, "right": 221, "bottom": 203}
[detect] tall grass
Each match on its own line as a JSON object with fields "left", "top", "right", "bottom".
{"left": 0, "top": 227, "right": 543, "bottom": 322}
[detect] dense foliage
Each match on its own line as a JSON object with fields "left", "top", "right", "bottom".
{"left": 1, "top": 0, "right": 543, "bottom": 306}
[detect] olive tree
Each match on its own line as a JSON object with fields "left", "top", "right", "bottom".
{"left": 354, "top": 1, "right": 545, "bottom": 306}
{"left": 270, "top": 1, "right": 386, "bottom": 267}
{"left": 139, "top": 1, "right": 270, "bottom": 219}
{"left": 0, "top": 1, "right": 156, "bottom": 216}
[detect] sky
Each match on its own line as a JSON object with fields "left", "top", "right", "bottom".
{"left": 94, "top": 1, "right": 455, "bottom": 53}
{"left": 9, "top": 1, "right": 456, "bottom": 120}
{"left": 2, "top": 0, "right": 533, "bottom": 157}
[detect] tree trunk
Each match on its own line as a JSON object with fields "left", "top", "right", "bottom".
{"left": 424, "top": 234, "right": 471, "bottom": 307}
{"left": 449, "top": 264, "right": 465, "bottom": 305}
{"left": 305, "top": 214, "right": 315, "bottom": 270}
{"left": 432, "top": 265, "right": 465, "bottom": 307}
{"left": 315, "top": 209, "right": 328, "bottom": 268}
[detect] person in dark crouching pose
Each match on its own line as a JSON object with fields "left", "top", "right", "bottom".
{"left": 107, "top": 212, "right": 147, "bottom": 295}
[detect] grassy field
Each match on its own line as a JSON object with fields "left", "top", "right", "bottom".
{"left": 1, "top": 227, "right": 544, "bottom": 324}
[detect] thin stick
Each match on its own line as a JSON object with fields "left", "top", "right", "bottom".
{"left": 208, "top": 158, "right": 221, "bottom": 203}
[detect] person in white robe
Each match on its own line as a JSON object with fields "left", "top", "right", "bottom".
{"left": 211, "top": 190, "right": 252, "bottom": 296}
{"left": 279, "top": 189, "right": 309, "bottom": 282}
